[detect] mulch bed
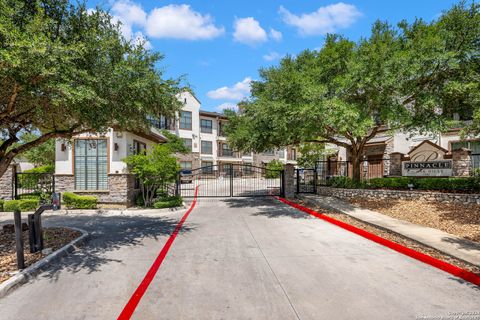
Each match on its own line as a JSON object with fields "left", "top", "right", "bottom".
{"left": 349, "top": 198, "right": 480, "bottom": 243}
{"left": 0, "top": 227, "right": 81, "bottom": 283}
{"left": 295, "top": 199, "right": 480, "bottom": 275}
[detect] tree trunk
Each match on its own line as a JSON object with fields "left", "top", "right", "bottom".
{"left": 0, "top": 156, "right": 15, "bottom": 179}
{"left": 349, "top": 146, "right": 363, "bottom": 183}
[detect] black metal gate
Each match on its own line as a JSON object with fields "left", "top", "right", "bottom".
{"left": 294, "top": 168, "right": 317, "bottom": 194}
{"left": 13, "top": 172, "right": 55, "bottom": 199}
{"left": 177, "top": 164, "right": 284, "bottom": 198}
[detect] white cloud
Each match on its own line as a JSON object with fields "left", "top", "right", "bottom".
{"left": 216, "top": 102, "right": 238, "bottom": 112}
{"left": 233, "top": 17, "right": 268, "bottom": 45}
{"left": 146, "top": 4, "right": 224, "bottom": 40}
{"left": 207, "top": 77, "right": 252, "bottom": 101}
{"left": 279, "top": 3, "right": 361, "bottom": 36}
{"left": 269, "top": 28, "right": 282, "bottom": 41}
{"left": 112, "top": 0, "right": 147, "bottom": 28}
{"left": 263, "top": 51, "right": 282, "bottom": 61}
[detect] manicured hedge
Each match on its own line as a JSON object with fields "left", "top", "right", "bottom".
{"left": 3, "top": 199, "right": 39, "bottom": 212}
{"left": 326, "top": 176, "right": 480, "bottom": 192}
{"left": 0, "top": 199, "right": 4, "bottom": 212}
{"left": 153, "top": 196, "right": 183, "bottom": 209}
{"left": 63, "top": 192, "right": 98, "bottom": 209}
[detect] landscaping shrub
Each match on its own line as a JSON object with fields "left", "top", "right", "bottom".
{"left": 63, "top": 192, "right": 98, "bottom": 209}
{"left": 3, "top": 199, "right": 39, "bottom": 212}
{"left": 326, "top": 176, "right": 366, "bottom": 189}
{"left": 0, "top": 199, "right": 4, "bottom": 212}
{"left": 265, "top": 160, "right": 283, "bottom": 178}
{"left": 325, "top": 176, "right": 480, "bottom": 192}
{"left": 153, "top": 196, "right": 183, "bottom": 209}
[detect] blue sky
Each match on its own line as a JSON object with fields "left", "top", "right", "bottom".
{"left": 88, "top": 0, "right": 460, "bottom": 112}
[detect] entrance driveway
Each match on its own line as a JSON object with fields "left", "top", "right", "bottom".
{"left": 0, "top": 198, "right": 479, "bottom": 319}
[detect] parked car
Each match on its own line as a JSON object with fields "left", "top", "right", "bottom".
{"left": 180, "top": 169, "right": 193, "bottom": 184}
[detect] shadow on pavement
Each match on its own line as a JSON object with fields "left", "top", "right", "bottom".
{"left": 222, "top": 197, "right": 313, "bottom": 219}
{"left": 34, "top": 214, "right": 195, "bottom": 282}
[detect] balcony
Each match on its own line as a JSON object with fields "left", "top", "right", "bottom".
{"left": 218, "top": 149, "right": 240, "bottom": 158}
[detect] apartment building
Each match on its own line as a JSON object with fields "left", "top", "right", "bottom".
{"left": 151, "top": 91, "right": 298, "bottom": 173}
{"left": 53, "top": 91, "right": 297, "bottom": 206}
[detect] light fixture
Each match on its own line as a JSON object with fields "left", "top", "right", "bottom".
{"left": 114, "top": 143, "right": 119, "bottom": 151}
{"left": 61, "top": 143, "right": 66, "bottom": 152}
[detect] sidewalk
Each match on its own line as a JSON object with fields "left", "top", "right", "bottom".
{"left": 299, "top": 194, "right": 480, "bottom": 267}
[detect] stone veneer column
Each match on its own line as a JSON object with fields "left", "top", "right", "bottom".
{"left": 0, "top": 165, "right": 15, "bottom": 200}
{"left": 389, "top": 152, "right": 404, "bottom": 176}
{"left": 108, "top": 174, "right": 137, "bottom": 207}
{"left": 452, "top": 148, "right": 472, "bottom": 177}
{"left": 284, "top": 164, "right": 295, "bottom": 199}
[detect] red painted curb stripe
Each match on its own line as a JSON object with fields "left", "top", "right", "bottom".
{"left": 117, "top": 187, "right": 199, "bottom": 320}
{"left": 275, "top": 196, "right": 480, "bottom": 287}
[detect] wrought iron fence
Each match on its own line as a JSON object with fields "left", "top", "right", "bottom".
{"left": 14, "top": 172, "right": 55, "bottom": 199}
{"left": 472, "top": 154, "right": 480, "bottom": 172}
{"left": 315, "top": 159, "right": 392, "bottom": 185}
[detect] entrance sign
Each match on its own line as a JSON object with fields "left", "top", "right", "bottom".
{"left": 402, "top": 160, "right": 452, "bottom": 176}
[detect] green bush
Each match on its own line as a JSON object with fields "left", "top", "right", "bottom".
{"left": 326, "top": 176, "right": 366, "bottom": 189}
{"left": 63, "top": 192, "right": 98, "bottom": 209}
{"left": 326, "top": 176, "right": 480, "bottom": 192}
{"left": 23, "top": 164, "right": 54, "bottom": 174}
{"left": 0, "top": 199, "right": 4, "bottom": 212}
{"left": 3, "top": 199, "right": 39, "bottom": 212}
{"left": 135, "top": 192, "right": 145, "bottom": 207}
{"left": 153, "top": 196, "right": 183, "bottom": 209}
{"left": 265, "top": 160, "right": 283, "bottom": 178}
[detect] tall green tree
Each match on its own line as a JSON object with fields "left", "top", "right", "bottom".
{"left": 226, "top": 2, "right": 479, "bottom": 181}
{"left": 0, "top": 0, "right": 183, "bottom": 177}
{"left": 123, "top": 144, "right": 179, "bottom": 207}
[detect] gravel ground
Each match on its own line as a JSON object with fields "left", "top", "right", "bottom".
{"left": 348, "top": 198, "right": 480, "bottom": 243}
{"left": 295, "top": 199, "right": 480, "bottom": 275}
{"left": 0, "top": 227, "right": 81, "bottom": 283}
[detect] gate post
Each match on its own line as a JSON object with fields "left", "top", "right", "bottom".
{"left": 229, "top": 165, "right": 234, "bottom": 197}
{"left": 284, "top": 164, "right": 295, "bottom": 199}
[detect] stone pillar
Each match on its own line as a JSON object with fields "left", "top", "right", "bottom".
{"left": 452, "top": 148, "right": 471, "bottom": 177}
{"left": 0, "top": 165, "right": 16, "bottom": 200}
{"left": 284, "top": 164, "right": 295, "bottom": 199}
{"left": 389, "top": 152, "right": 404, "bottom": 176}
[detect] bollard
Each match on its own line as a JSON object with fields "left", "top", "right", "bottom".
{"left": 14, "top": 210, "right": 25, "bottom": 269}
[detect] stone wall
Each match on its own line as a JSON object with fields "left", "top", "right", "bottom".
{"left": 317, "top": 186, "right": 480, "bottom": 205}
{"left": 0, "top": 165, "right": 15, "bottom": 200}
{"left": 284, "top": 164, "right": 295, "bottom": 198}
{"left": 55, "top": 173, "right": 138, "bottom": 207}
{"left": 452, "top": 148, "right": 471, "bottom": 177}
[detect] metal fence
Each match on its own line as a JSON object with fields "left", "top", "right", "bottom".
{"left": 14, "top": 173, "right": 55, "bottom": 199}
{"left": 315, "top": 159, "right": 392, "bottom": 185}
{"left": 472, "top": 154, "right": 480, "bottom": 172}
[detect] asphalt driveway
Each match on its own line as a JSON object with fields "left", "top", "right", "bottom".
{"left": 0, "top": 198, "right": 479, "bottom": 319}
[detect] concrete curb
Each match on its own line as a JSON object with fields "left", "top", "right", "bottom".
{"left": 48, "top": 204, "right": 187, "bottom": 216}
{"left": 0, "top": 227, "right": 90, "bottom": 299}
{"left": 298, "top": 195, "right": 480, "bottom": 268}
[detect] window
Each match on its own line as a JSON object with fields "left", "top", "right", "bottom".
{"left": 200, "top": 119, "right": 213, "bottom": 133}
{"left": 182, "top": 138, "right": 192, "bottom": 151}
{"left": 201, "top": 140, "right": 212, "bottom": 154}
{"left": 148, "top": 116, "right": 174, "bottom": 130}
{"left": 221, "top": 143, "right": 233, "bottom": 157}
{"left": 133, "top": 140, "right": 147, "bottom": 155}
{"left": 291, "top": 148, "right": 297, "bottom": 160}
{"left": 243, "top": 164, "right": 253, "bottom": 174}
{"left": 179, "top": 111, "right": 192, "bottom": 130}
{"left": 222, "top": 163, "right": 232, "bottom": 174}
{"left": 201, "top": 161, "right": 213, "bottom": 174}
{"left": 180, "top": 161, "right": 192, "bottom": 170}
{"left": 263, "top": 149, "right": 275, "bottom": 156}
{"left": 451, "top": 141, "right": 480, "bottom": 154}
{"left": 278, "top": 148, "right": 285, "bottom": 158}
{"left": 75, "top": 139, "right": 108, "bottom": 190}
{"left": 218, "top": 121, "right": 226, "bottom": 136}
